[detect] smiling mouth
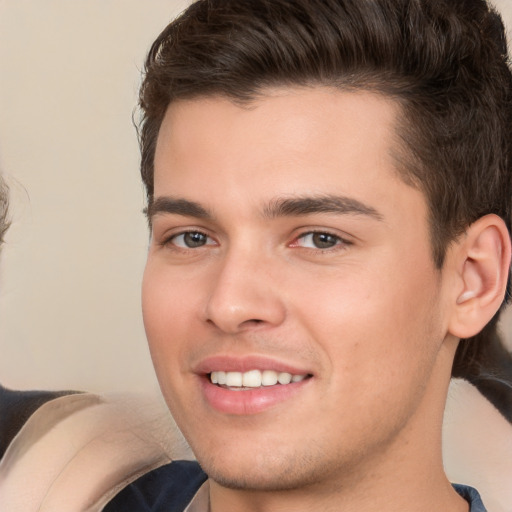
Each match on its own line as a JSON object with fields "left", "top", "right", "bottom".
{"left": 209, "top": 369, "right": 311, "bottom": 389}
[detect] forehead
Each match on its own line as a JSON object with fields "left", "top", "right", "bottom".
{"left": 155, "top": 87, "right": 401, "bottom": 163}
{"left": 153, "top": 87, "right": 421, "bottom": 223}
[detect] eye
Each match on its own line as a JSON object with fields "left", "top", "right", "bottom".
{"left": 294, "top": 232, "right": 344, "bottom": 249}
{"left": 169, "top": 231, "right": 215, "bottom": 248}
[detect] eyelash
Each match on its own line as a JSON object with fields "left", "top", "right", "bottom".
{"left": 160, "top": 228, "right": 351, "bottom": 254}
{"left": 290, "top": 230, "right": 352, "bottom": 252}
{"left": 162, "top": 230, "right": 216, "bottom": 250}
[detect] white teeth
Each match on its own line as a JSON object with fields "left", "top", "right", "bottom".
{"left": 209, "top": 369, "right": 308, "bottom": 388}
{"left": 262, "top": 370, "right": 278, "bottom": 386}
{"left": 242, "top": 369, "right": 262, "bottom": 388}
{"left": 278, "top": 372, "right": 292, "bottom": 385}
{"left": 226, "top": 372, "right": 243, "bottom": 387}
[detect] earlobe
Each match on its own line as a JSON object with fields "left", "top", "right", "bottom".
{"left": 448, "top": 214, "right": 511, "bottom": 339}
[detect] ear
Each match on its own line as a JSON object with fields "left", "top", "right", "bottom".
{"left": 448, "top": 214, "right": 511, "bottom": 339}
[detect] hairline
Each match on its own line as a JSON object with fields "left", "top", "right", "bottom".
{"left": 144, "top": 82, "right": 447, "bottom": 267}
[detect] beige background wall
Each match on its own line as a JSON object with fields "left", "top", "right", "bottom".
{"left": 0, "top": 0, "right": 191, "bottom": 393}
{"left": 0, "top": 0, "right": 511, "bottom": 394}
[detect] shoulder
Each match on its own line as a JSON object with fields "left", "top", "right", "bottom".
{"left": 104, "top": 460, "right": 207, "bottom": 512}
{"left": 0, "top": 390, "right": 188, "bottom": 511}
{"left": 0, "top": 384, "right": 79, "bottom": 459}
{"left": 445, "top": 379, "right": 512, "bottom": 512}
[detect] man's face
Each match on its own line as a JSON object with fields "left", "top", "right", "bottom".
{"left": 142, "top": 88, "right": 455, "bottom": 491}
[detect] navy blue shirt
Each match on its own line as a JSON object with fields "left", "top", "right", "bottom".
{"left": 105, "top": 460, "right": 487, "bottom": 511}
{"left": 104, "top": 461, "right": 207, "bottom": 512}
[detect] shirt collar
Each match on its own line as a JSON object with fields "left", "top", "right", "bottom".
{"left": 184, "top": 480, "right": 210, "bottom": 512}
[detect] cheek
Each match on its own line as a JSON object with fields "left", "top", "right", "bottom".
{"left": 141, "top": 263, "right": 196, "bottom": 372}
{"left": 299, "top": 266, "right": 443, "bottom": 438}
{"left": 141, "top": 264, "right": 201, "bottom": 421}
{"left": 295, "top": 256, "right": 443, "bottom": 381}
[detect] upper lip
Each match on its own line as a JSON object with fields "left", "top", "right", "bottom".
{"left": 194, "top": 355, "right": 312, "bottom": 376}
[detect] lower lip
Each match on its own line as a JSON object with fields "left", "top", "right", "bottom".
{"left": 200, "top": 377, "right": 310, "bottom": 415}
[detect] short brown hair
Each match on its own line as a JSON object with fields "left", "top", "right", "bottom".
{"left": 138, "top": 0, "right": 512, "bottom": 410}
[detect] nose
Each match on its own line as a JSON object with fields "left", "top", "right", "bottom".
{"left": 204, "top": 250, "right": 287, "bottom": 334}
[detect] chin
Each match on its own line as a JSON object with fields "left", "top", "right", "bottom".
{"left": 194, "top": 444, "right": 333, "bottom": 492}
{"left": 202, "top": 464, "right": 315, "bottom": 492}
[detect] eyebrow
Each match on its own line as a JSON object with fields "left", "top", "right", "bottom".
{"left": 146, "top": 197, "right": 213, "bottom": 222}
{"left": 145, "top": 194, "right": 383, "bottom": 223}
{"left": 262, "top": 195, "right": 383, "bottom": 221}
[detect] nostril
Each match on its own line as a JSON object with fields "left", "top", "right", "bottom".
{"left": 206, "top": 317, "right": 263, "bottom": 327}
{"left": 242, "top": 319, "right": 265, "bottom": 327}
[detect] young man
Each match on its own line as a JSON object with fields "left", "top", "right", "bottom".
{"left": 107, "top": 0, "right": 512, "bottom": 510}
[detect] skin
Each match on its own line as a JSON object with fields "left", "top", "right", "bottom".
{"left": 142, "top": 87, "right": 470, "bottom": 512}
